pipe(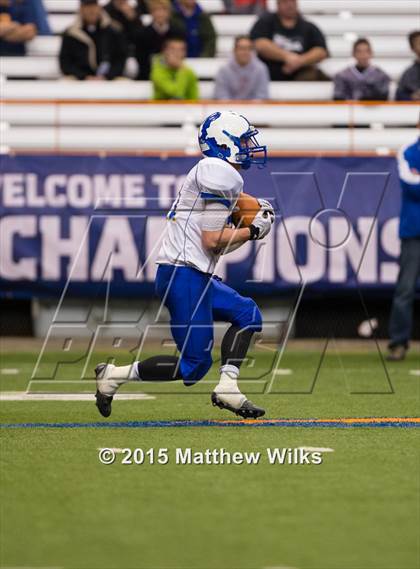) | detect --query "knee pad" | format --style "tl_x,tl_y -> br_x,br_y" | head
235,298 -> 263,332
180,355 -> 213,386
